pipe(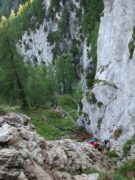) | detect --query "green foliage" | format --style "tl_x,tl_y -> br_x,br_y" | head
94,79 -> 118,89
55,54 -> 76,94
47,8 -> 68,46
116,160 -> 135,179
26,106 -> 77,140
0,18 -> 29,108
105,150 -> 119,158
83,164 -> 133,180
73,83 -> 82,104
128,27 -> 135,59
80,0 -> 104,88
70,159 -> 135,180
97,101 -> 103,108
47,31 -> 60,45
128,41 -> 135,59
97,118 -> 102,129
57,94 -> 77,109
85,91 -> 97,104
0,0 -> 46,108
113,128 -> 123,140
81,0 -> 103,35
85,22 -> 100,88
50,0 -> 59,9
58,8 -> 69,36
48,0 -> 60,16
25,65 -> 57,107
83,168 -> 112,180
123,134 -> 135,155
0,0 -> 45,31
0,104 -> 20,113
